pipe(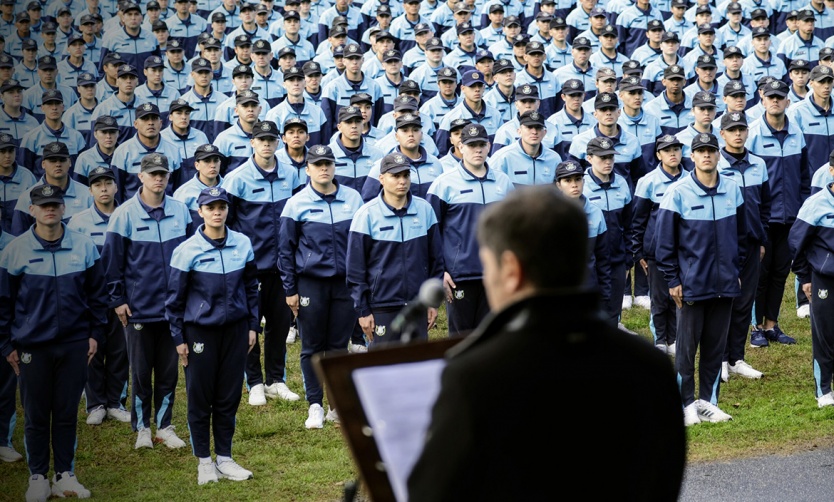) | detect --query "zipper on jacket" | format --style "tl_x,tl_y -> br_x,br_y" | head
710,193 -> 721,297
219,244 -> 227,325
